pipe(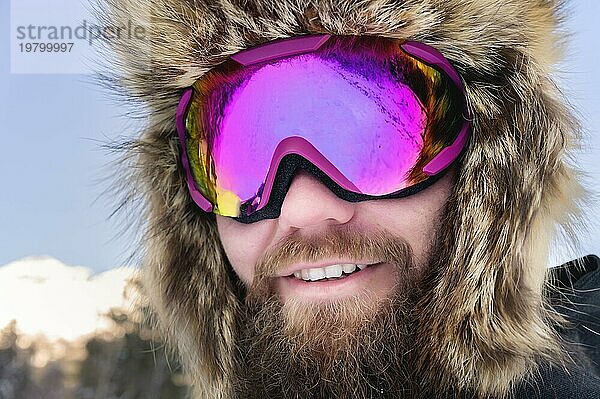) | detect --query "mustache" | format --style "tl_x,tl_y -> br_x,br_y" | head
249,223 -> 416,295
